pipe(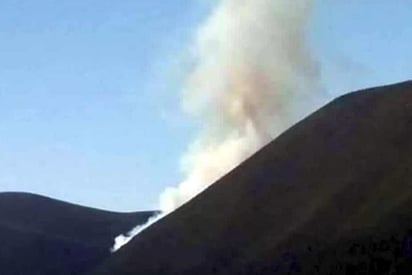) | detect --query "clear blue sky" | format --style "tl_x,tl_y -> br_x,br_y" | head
1,1 -> 411,211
